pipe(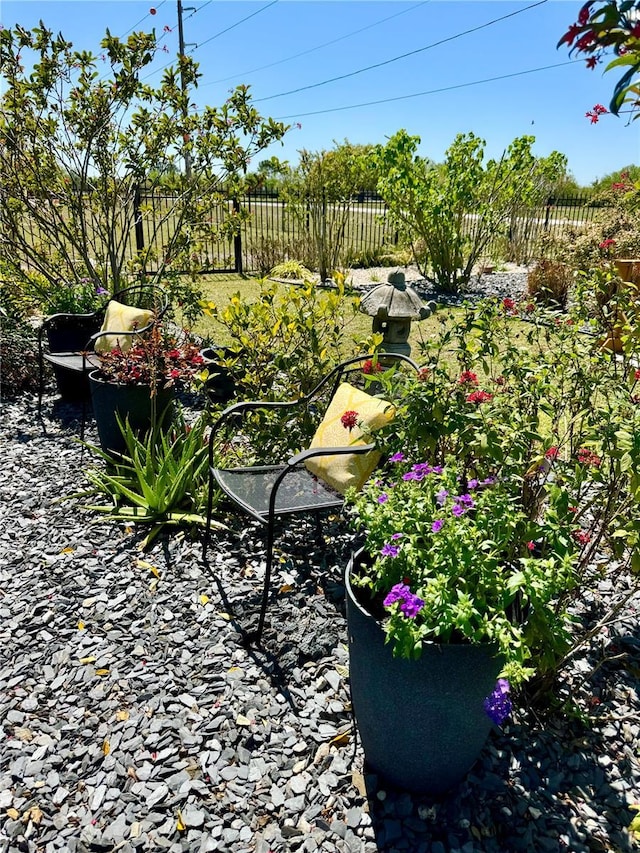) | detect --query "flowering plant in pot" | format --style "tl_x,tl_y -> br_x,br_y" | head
89,325 -> 205,456
341,297 -> 640,792
93,325 -> 205,389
